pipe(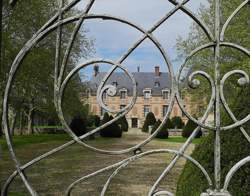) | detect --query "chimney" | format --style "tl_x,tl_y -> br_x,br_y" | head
155,66 -> 160,77
93,64 -> 99,77
137,66 -> 140,72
